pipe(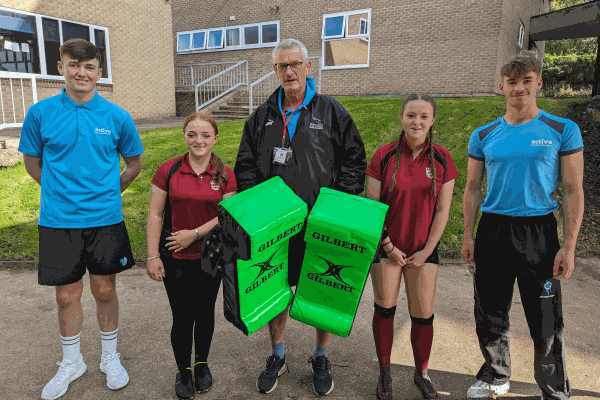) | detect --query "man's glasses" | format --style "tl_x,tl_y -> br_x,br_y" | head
274,61 -> 304,71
